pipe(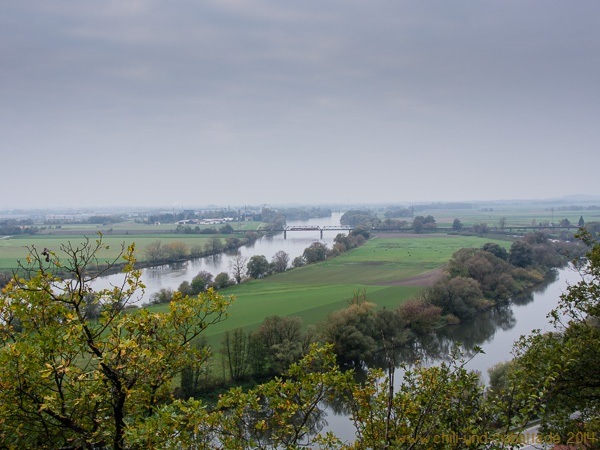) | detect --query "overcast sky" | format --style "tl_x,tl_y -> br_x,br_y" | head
2,1 -> 599,209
